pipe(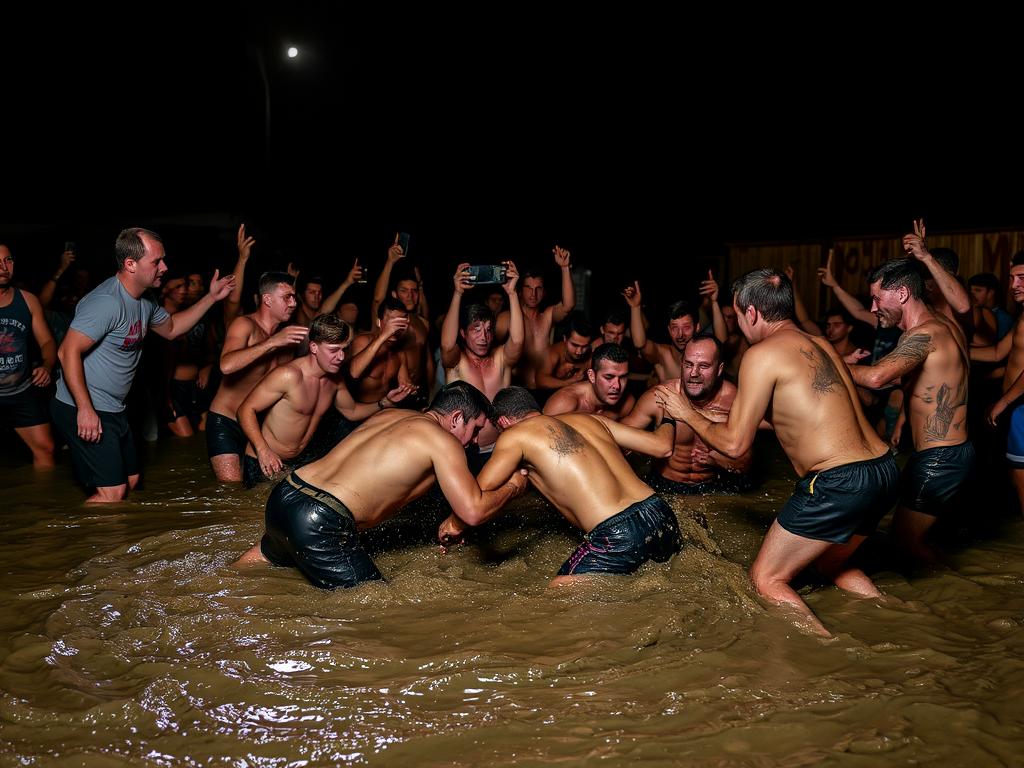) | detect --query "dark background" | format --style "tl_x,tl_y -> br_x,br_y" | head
3,5 -> 1020,316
